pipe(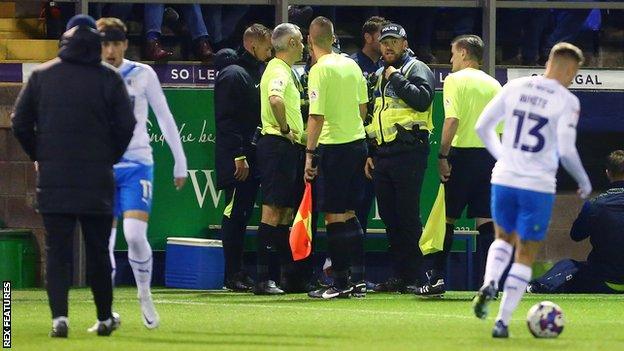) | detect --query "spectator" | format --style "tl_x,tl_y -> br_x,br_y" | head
528,150 -> 624,294
204,5 -> 250,50
144,4 -> 213,61
11,15 -> 135,337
